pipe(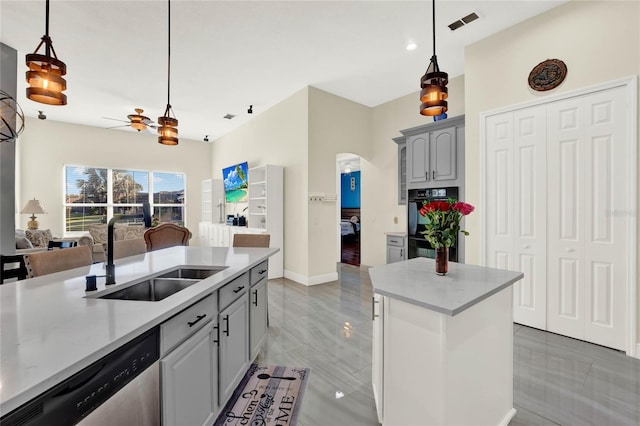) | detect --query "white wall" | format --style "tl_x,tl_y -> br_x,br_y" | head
16,119 -> 212,239
308,87 -> 371,278
364,76 -> 465,267
210,88 -> 310,279
464,0 -> 640,338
